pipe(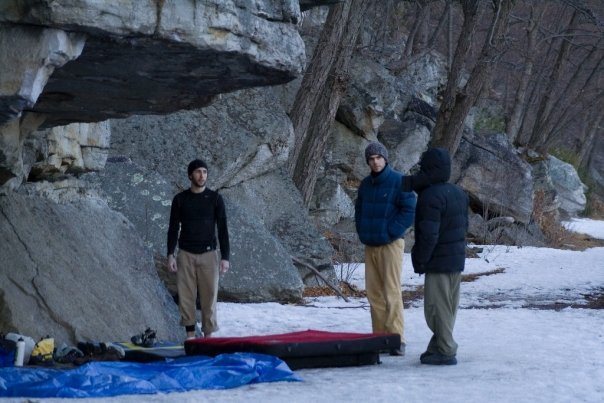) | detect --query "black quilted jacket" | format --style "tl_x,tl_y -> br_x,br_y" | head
408,148 -> 469,274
